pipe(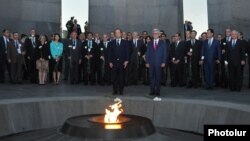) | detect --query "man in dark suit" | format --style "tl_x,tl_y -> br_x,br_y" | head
201,29 -> 221,89
160,33 -> 170,86
66,16 -> 74,38
98,34 -> 110,85
128,32 -> 143,85
108,28 -> 129,95
146,29 -> 167,96
7,32 -> 26,84
186,30 -> 202,88
73,19 -> 82,36
66,31 -> 82,84
25,29 -> 39,83
220,28 -> 231,88
0,29 -> 11,83
170,33 -> 186,87
78,33 -> 86,82
225,30 -> 246,91
82,32 -> 99,85
248,39 -> 250,88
